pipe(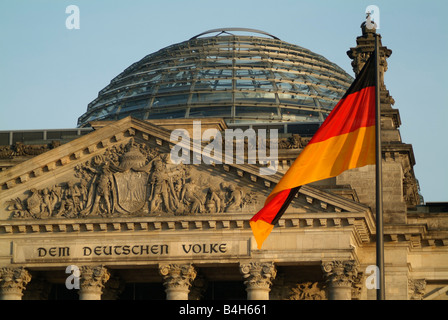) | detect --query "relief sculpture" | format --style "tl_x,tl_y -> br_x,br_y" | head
6,139 -> 259,219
